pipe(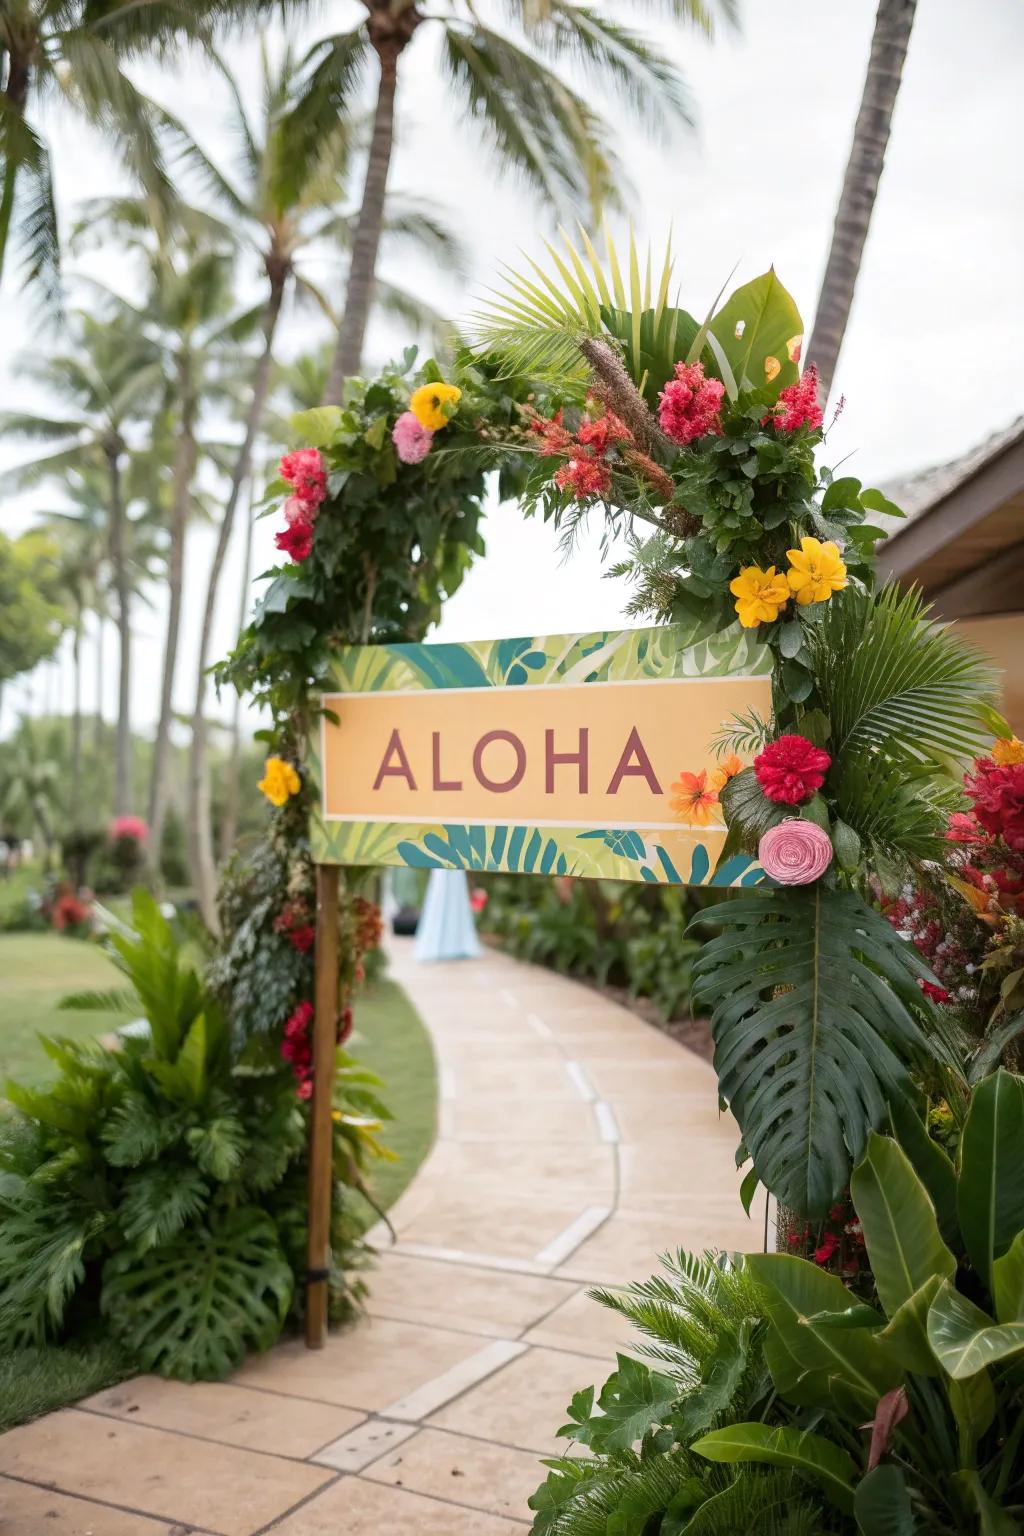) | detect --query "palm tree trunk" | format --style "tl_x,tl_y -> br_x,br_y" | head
805,0 -> 917,400
148,359 -> 196,880
94,612 -> 105,753
218,478 -> 255,861
71,608 -> 83,828
105,435 -> 132,816
325,9 -> 419,400
0,53 -> 30,286
188,275 -> 286,931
